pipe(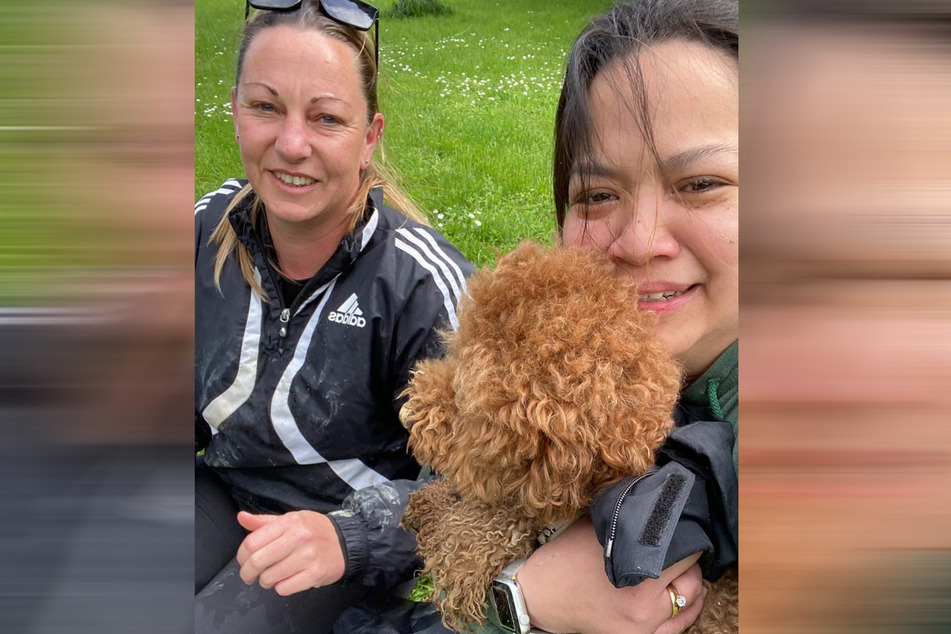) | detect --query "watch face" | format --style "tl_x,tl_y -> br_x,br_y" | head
491,582 -> 518,632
